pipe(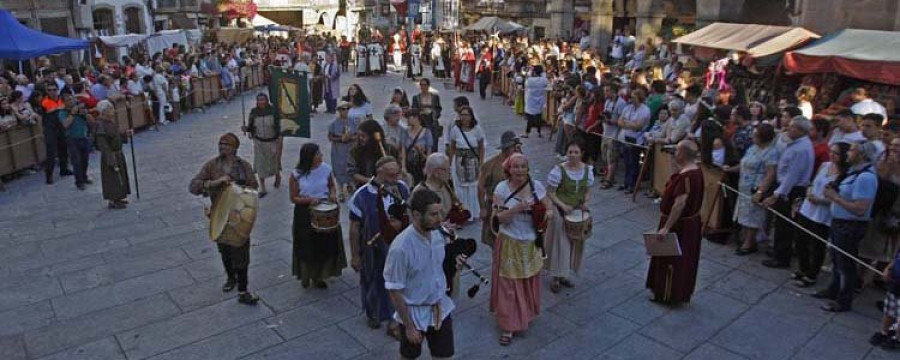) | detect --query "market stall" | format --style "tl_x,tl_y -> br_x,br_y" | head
784,29 -> 900,117
673,22 -> 820,105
